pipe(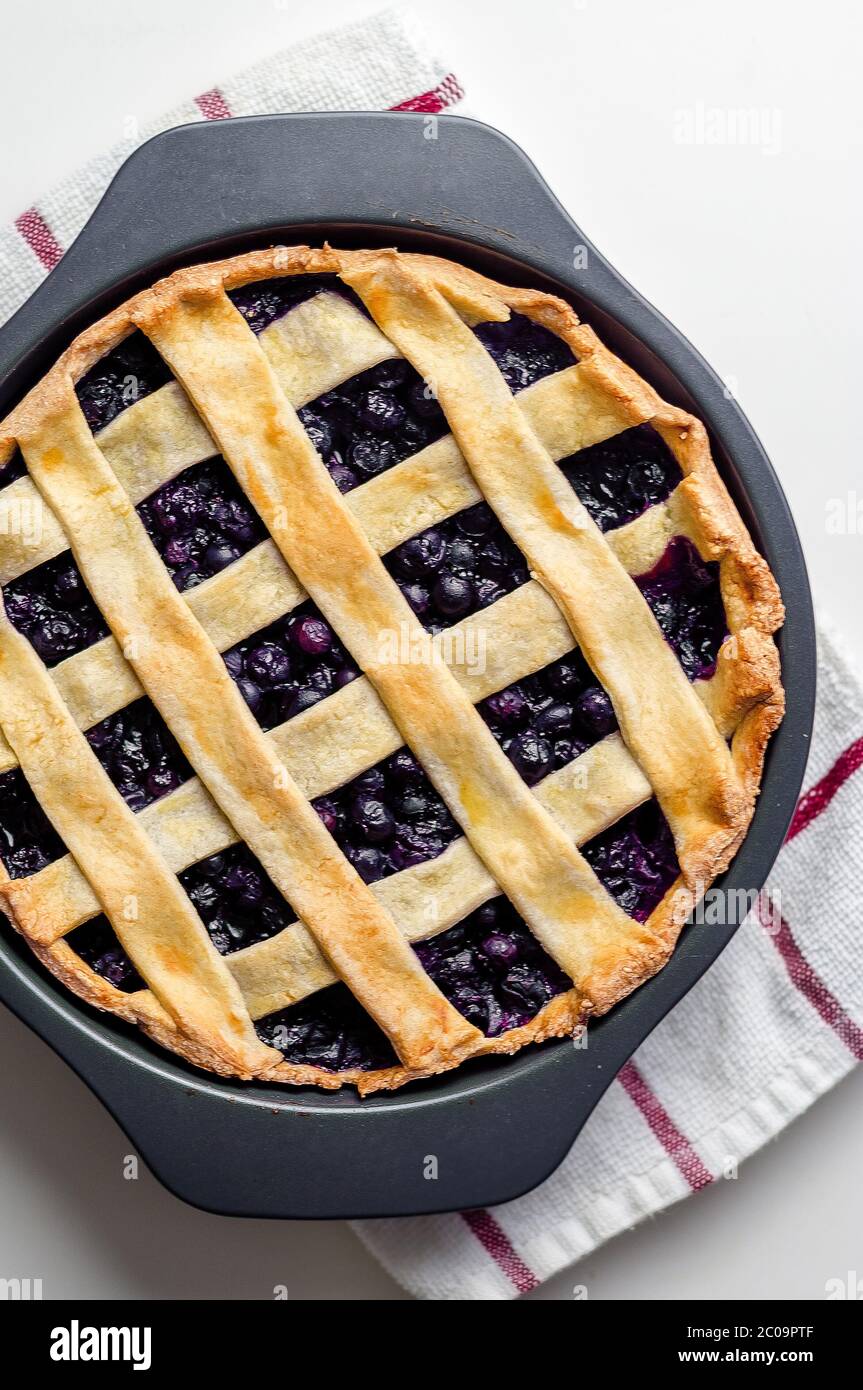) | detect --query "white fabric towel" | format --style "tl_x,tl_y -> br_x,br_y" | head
2,7 -> 860,1303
